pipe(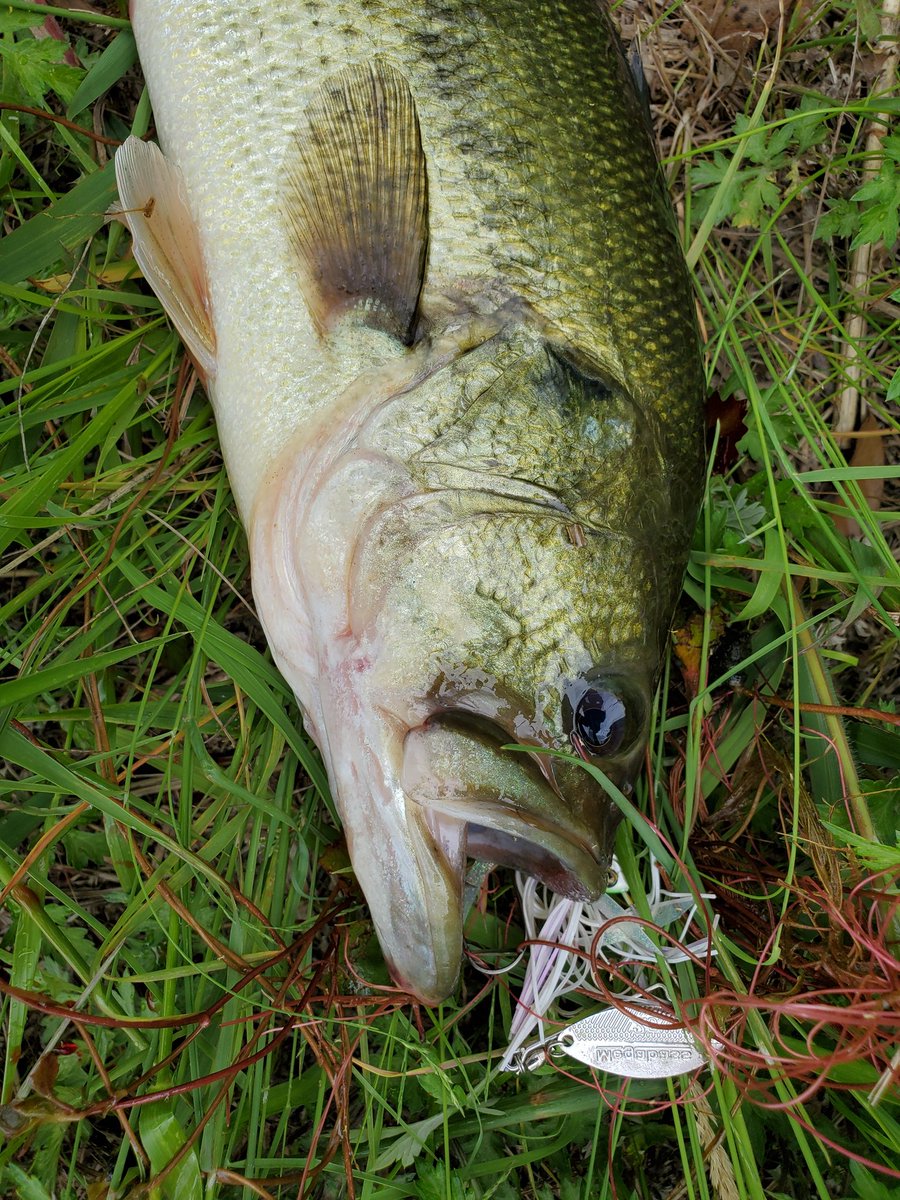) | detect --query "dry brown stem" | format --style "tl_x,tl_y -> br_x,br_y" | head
834,0 -> 900,445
